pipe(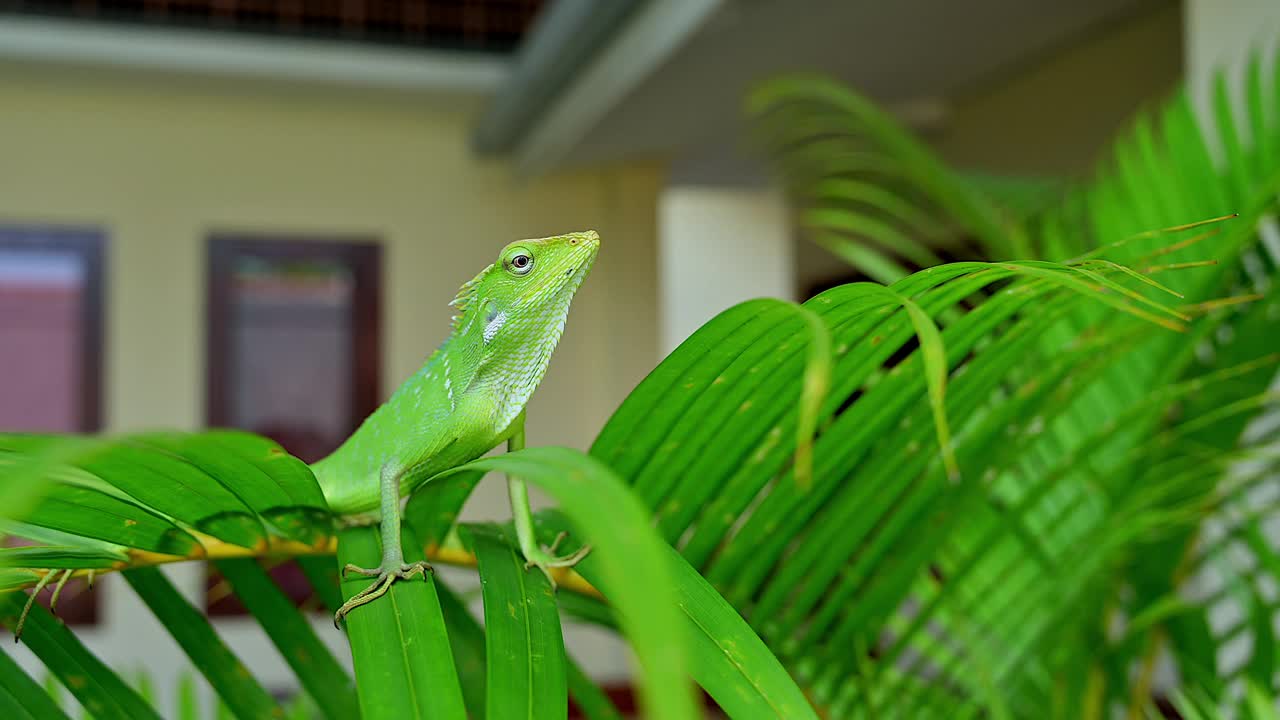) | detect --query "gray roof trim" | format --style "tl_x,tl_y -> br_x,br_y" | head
470,0 -> 648,155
